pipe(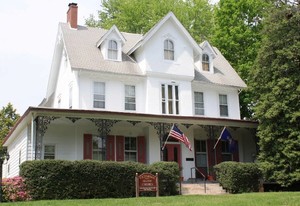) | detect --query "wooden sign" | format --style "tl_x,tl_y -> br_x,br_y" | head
135,173 -> 159,197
